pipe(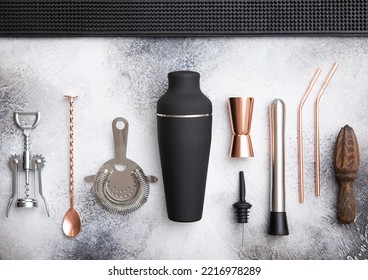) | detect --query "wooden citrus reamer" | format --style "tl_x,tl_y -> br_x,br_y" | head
333,125 -> 360,224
